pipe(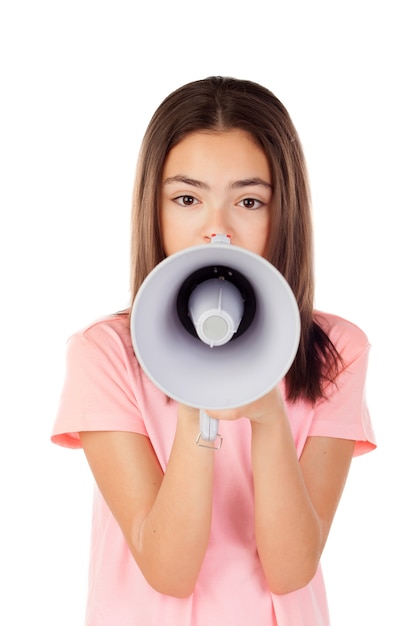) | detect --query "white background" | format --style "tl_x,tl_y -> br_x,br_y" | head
1,1 -> 415,624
